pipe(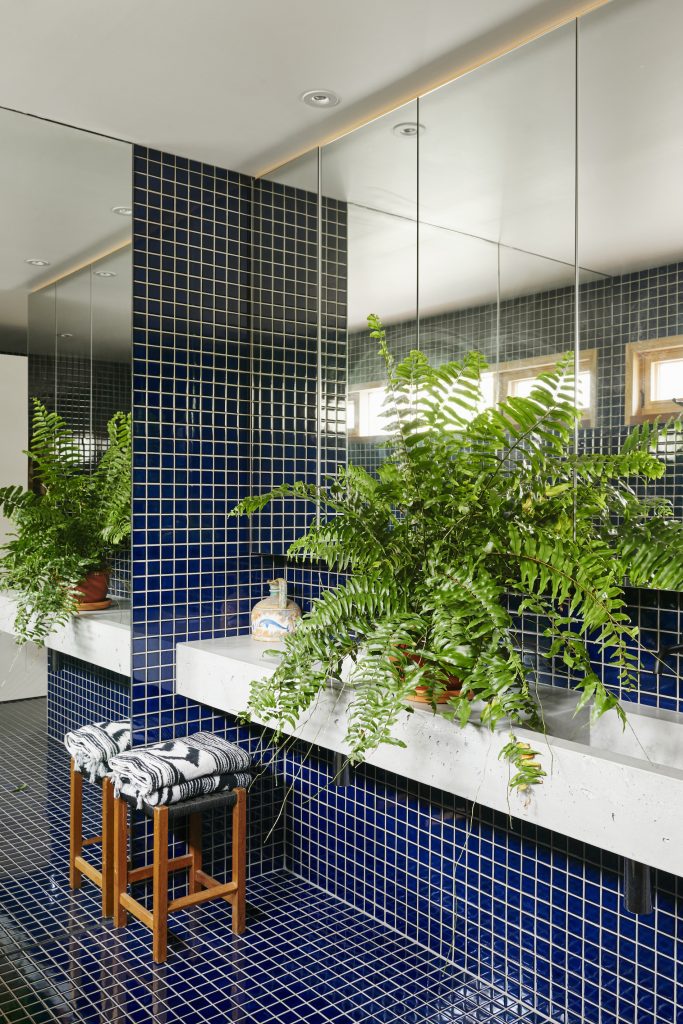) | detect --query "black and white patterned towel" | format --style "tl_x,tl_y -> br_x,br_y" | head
109,732 -> 252,808
116,770 -> 252,809
64,721 -> 131,783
